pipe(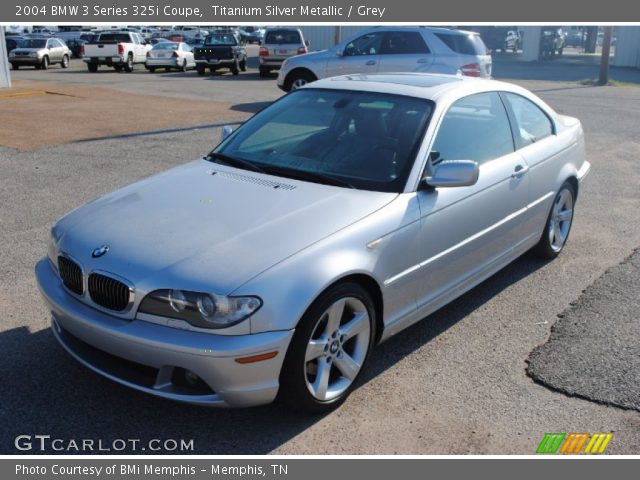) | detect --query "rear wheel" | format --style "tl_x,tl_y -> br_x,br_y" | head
61,55 -> 69,68
147,66 -> 155,73
196,65 -> 206,75
532,182 -> 576,259
259,66 -> 270,78
123,54 -> 134,72
230,59 -> 239,75
181,59 -> 188,72
239,58 -> 247,72
114,64 -> 123,72
87,62 -> 98,73
278,282 -> 376,413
